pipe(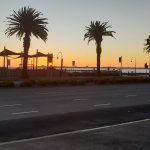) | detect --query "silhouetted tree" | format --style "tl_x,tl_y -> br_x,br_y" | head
84,21 -> 115,72
5,7 -> 48,78
144,35 -> 150,53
